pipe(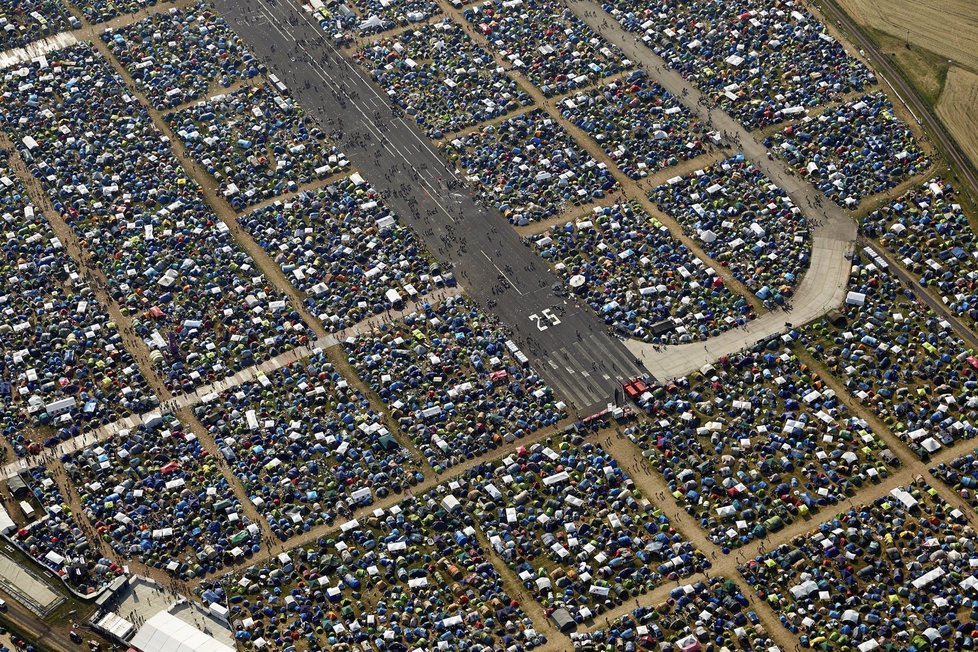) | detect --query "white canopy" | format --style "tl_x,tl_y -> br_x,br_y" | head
130,611 -> 234,652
